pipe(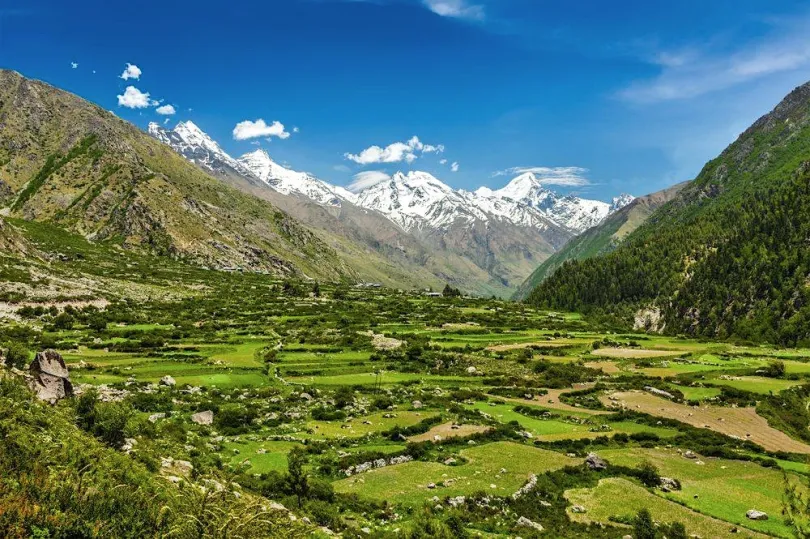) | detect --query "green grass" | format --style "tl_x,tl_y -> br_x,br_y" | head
705,376 -> 805,394
224,440 -> 301,474
599,447 -> 796,537
565,478 -> 765,539
334,441 -> 579,505
306,411 -> 438,439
